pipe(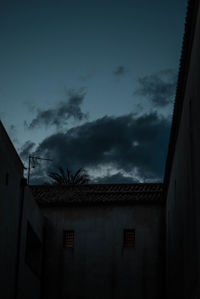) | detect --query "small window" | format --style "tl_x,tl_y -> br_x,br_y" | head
64,230 -> 74,248
124,229 -> 135,248
25,223 -> 42,277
